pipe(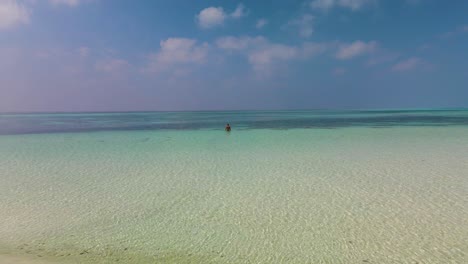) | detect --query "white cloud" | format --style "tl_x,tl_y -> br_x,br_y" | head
256,18 -> 268,29
196,4 -> 248,29
0,0 -> 30,30
49,0 -> 80,7
248,44 -> 298,72
196,7 -> 226,29
392,57 -> 421,71
217,36 -> 327,74
231,3 -> 247,19
287,14 -> 314,38
145,38 -> 209,73
335,40 -> 377,60
95,59 -> 129,73
310,0 -> 376,11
